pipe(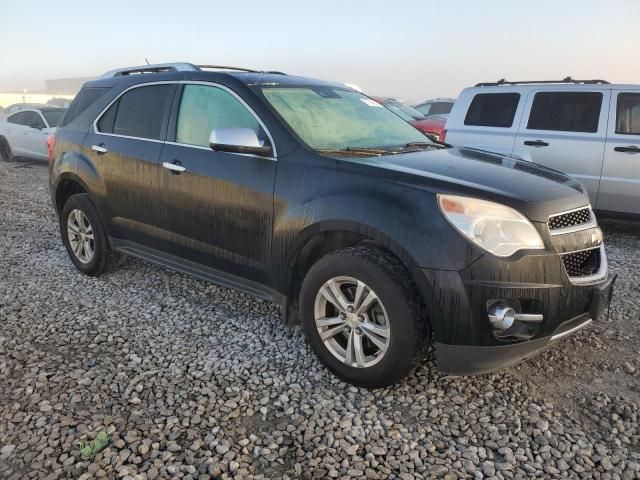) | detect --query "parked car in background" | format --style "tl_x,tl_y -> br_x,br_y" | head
47,98 -> 74,108
373,97 -> 444,139
0,107 -> 66,161
414,98 -> 456,117
445,78 -> 640,216
49,63 -> 614,387
0,103 -> 47,121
